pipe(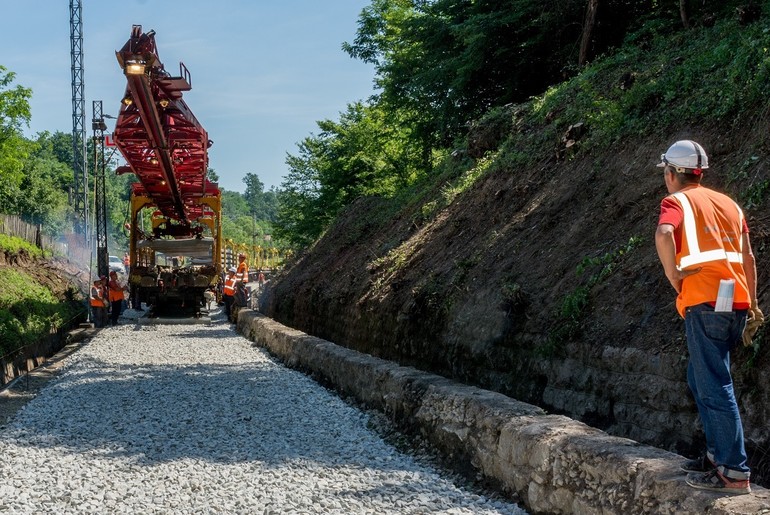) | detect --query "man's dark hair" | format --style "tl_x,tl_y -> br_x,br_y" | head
677,172 -> 702,185
668,166 -> 702,185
